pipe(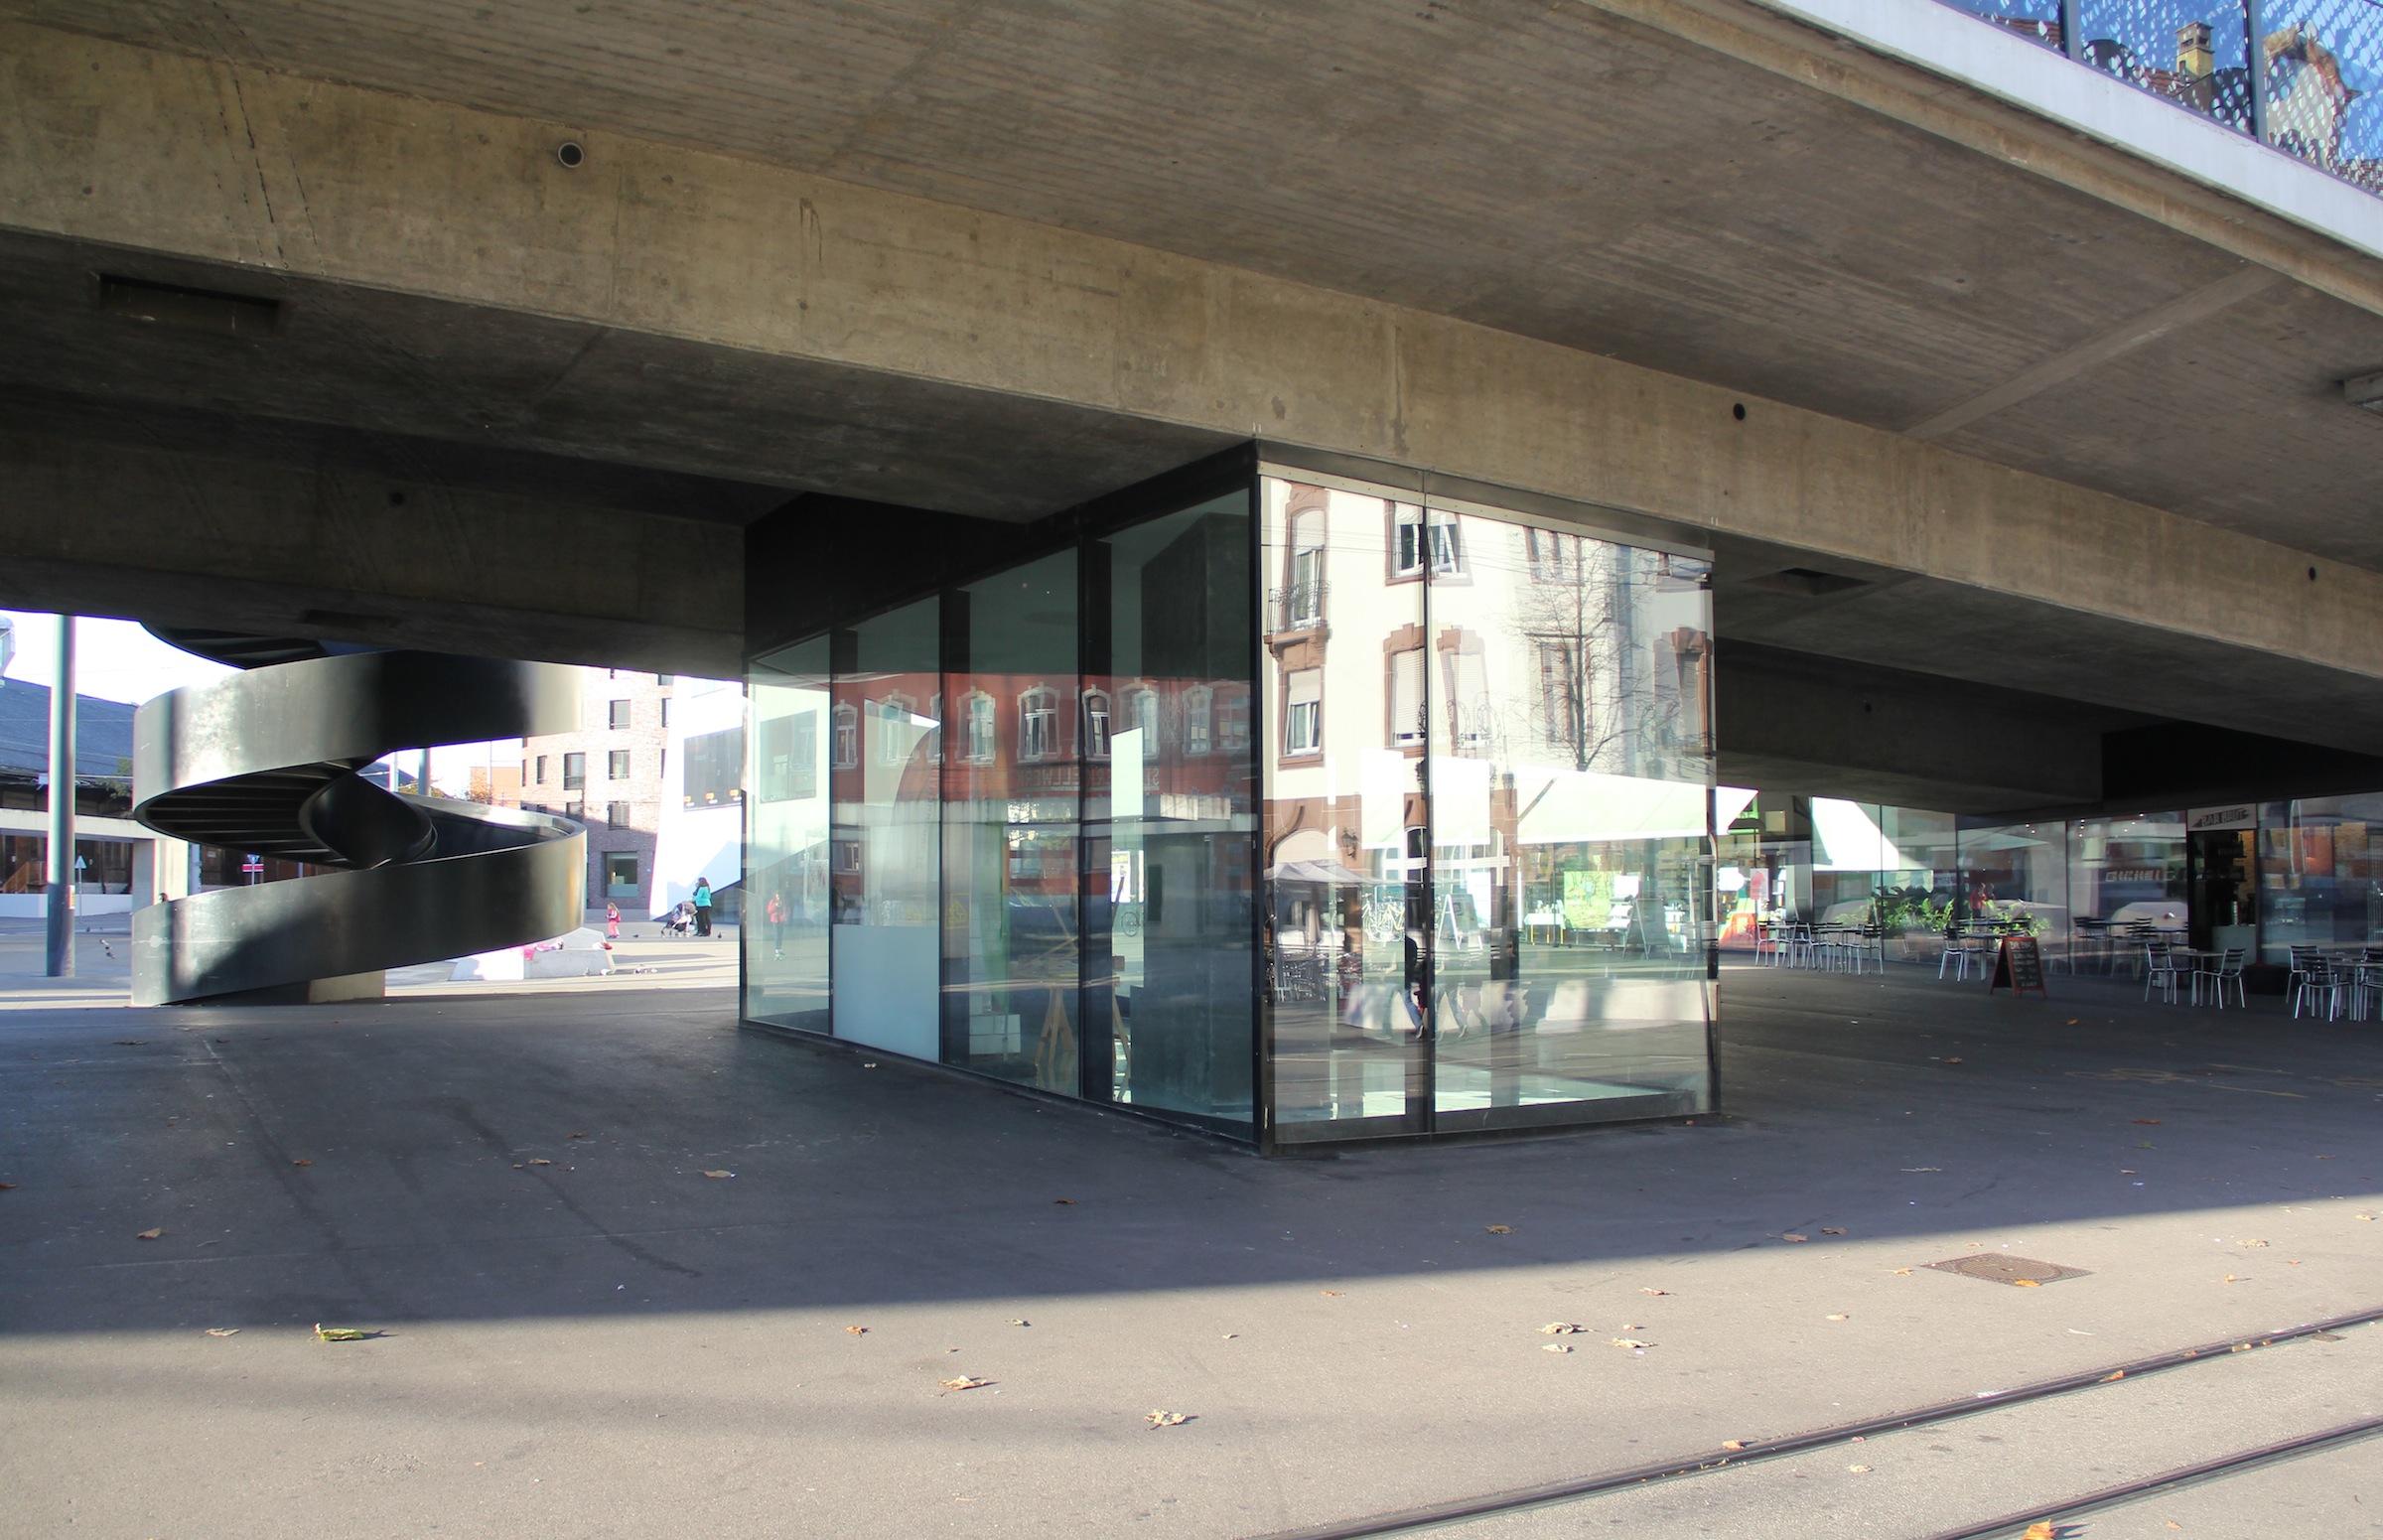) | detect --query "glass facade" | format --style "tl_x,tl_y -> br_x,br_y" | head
743,460 -> 1720,1146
